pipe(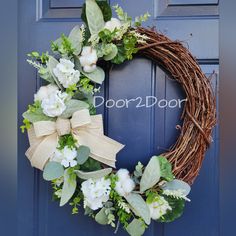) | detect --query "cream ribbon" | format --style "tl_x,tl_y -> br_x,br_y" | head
25,109 -> 124,170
